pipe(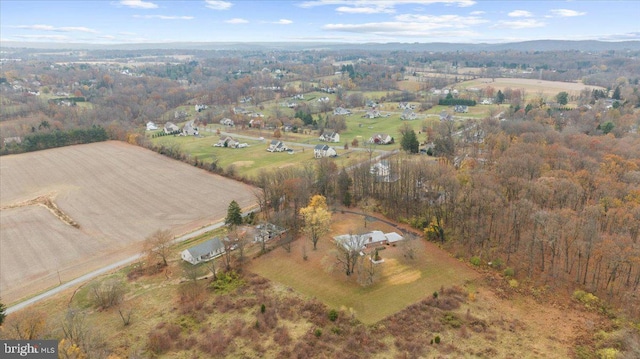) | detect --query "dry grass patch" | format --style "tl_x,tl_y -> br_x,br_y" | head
248,213 -> 479,324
